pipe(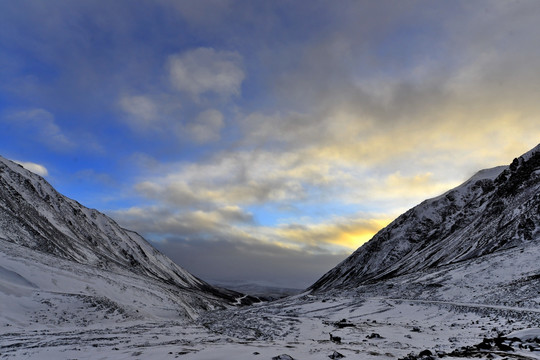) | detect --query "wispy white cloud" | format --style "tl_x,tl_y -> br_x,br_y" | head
185,109 -> 225,143
131,149 -> 339,209
119,95 -> 159,128
2,108 -> 74,151
168,47 -> 244,99
111,205 -> 254,237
